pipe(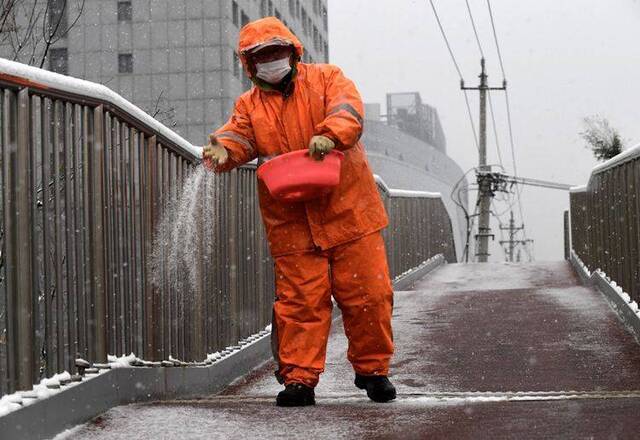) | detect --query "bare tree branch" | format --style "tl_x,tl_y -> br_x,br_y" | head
1,0 -> 84,68
39,0 -> 85,68
147,90 -> 177,127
